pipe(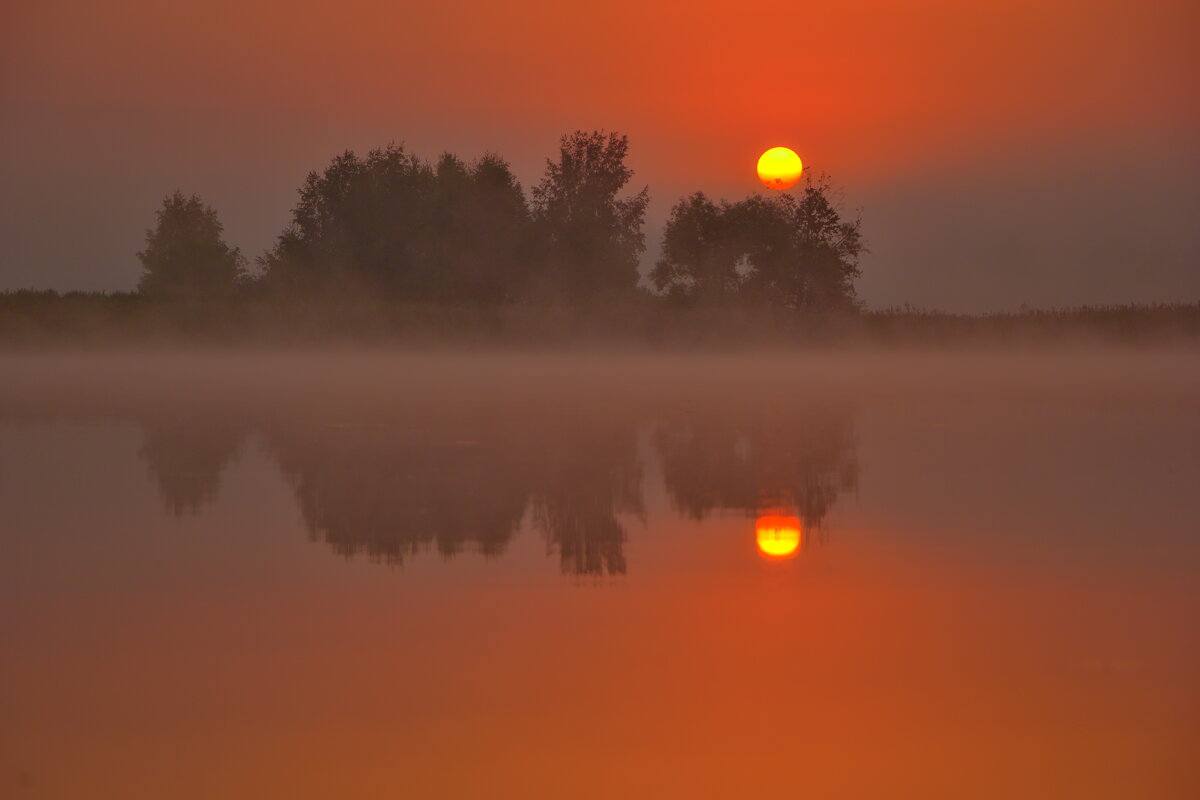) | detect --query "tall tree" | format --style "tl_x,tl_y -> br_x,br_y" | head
137,192 -> 245,298
531,131 -> 649,298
